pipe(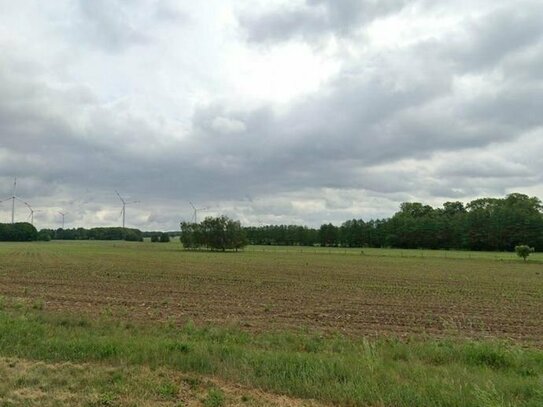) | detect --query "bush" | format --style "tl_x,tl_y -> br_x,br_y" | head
159,233 -> 170,243
151,235 -> 159,243
515,245 -> 535,261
